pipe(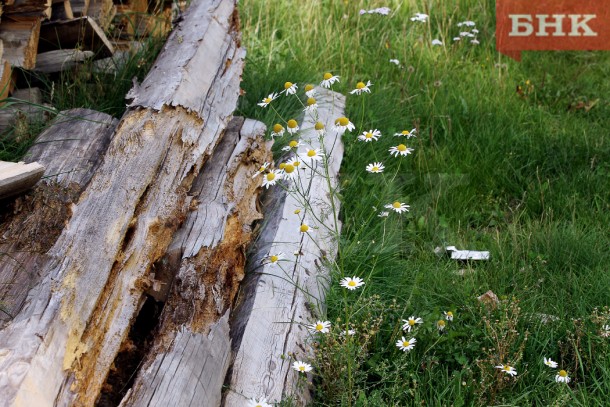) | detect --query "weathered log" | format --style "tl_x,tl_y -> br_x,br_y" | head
0,0 -> 244,405
0,88 -> 53,134
0,108 -> 117,326
34,49 -> 93,72
225,87 -> 345,406
38,16 -> 113,59
117,117 -> 270,407
0,160 -> 44,199
0,17 -> 41,69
